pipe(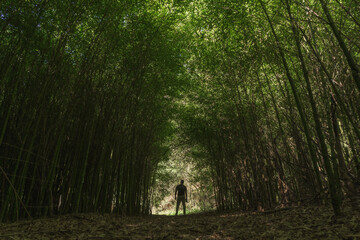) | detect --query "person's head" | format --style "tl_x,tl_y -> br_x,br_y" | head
180,180 -> 184,184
